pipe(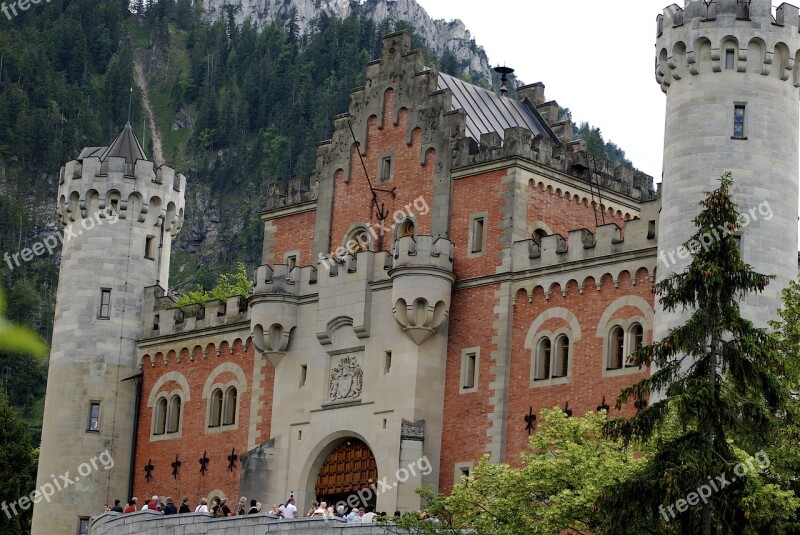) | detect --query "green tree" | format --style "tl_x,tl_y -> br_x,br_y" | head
387,409 -> 642,535
602,173 -> 800,534
174,261 -> 253,307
